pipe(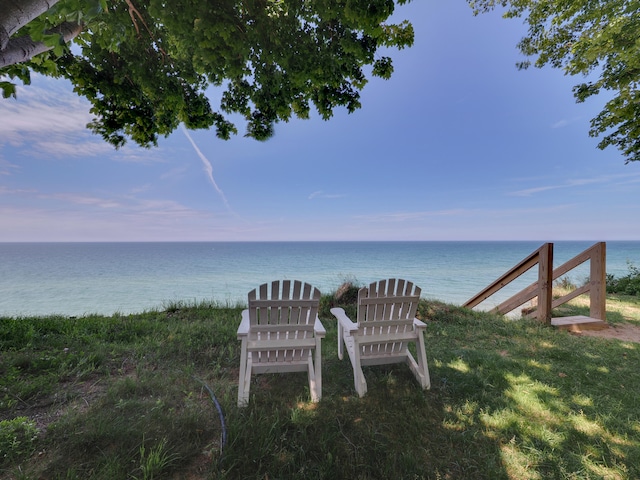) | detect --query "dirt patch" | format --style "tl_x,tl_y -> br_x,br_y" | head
573,323 -> 640,343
